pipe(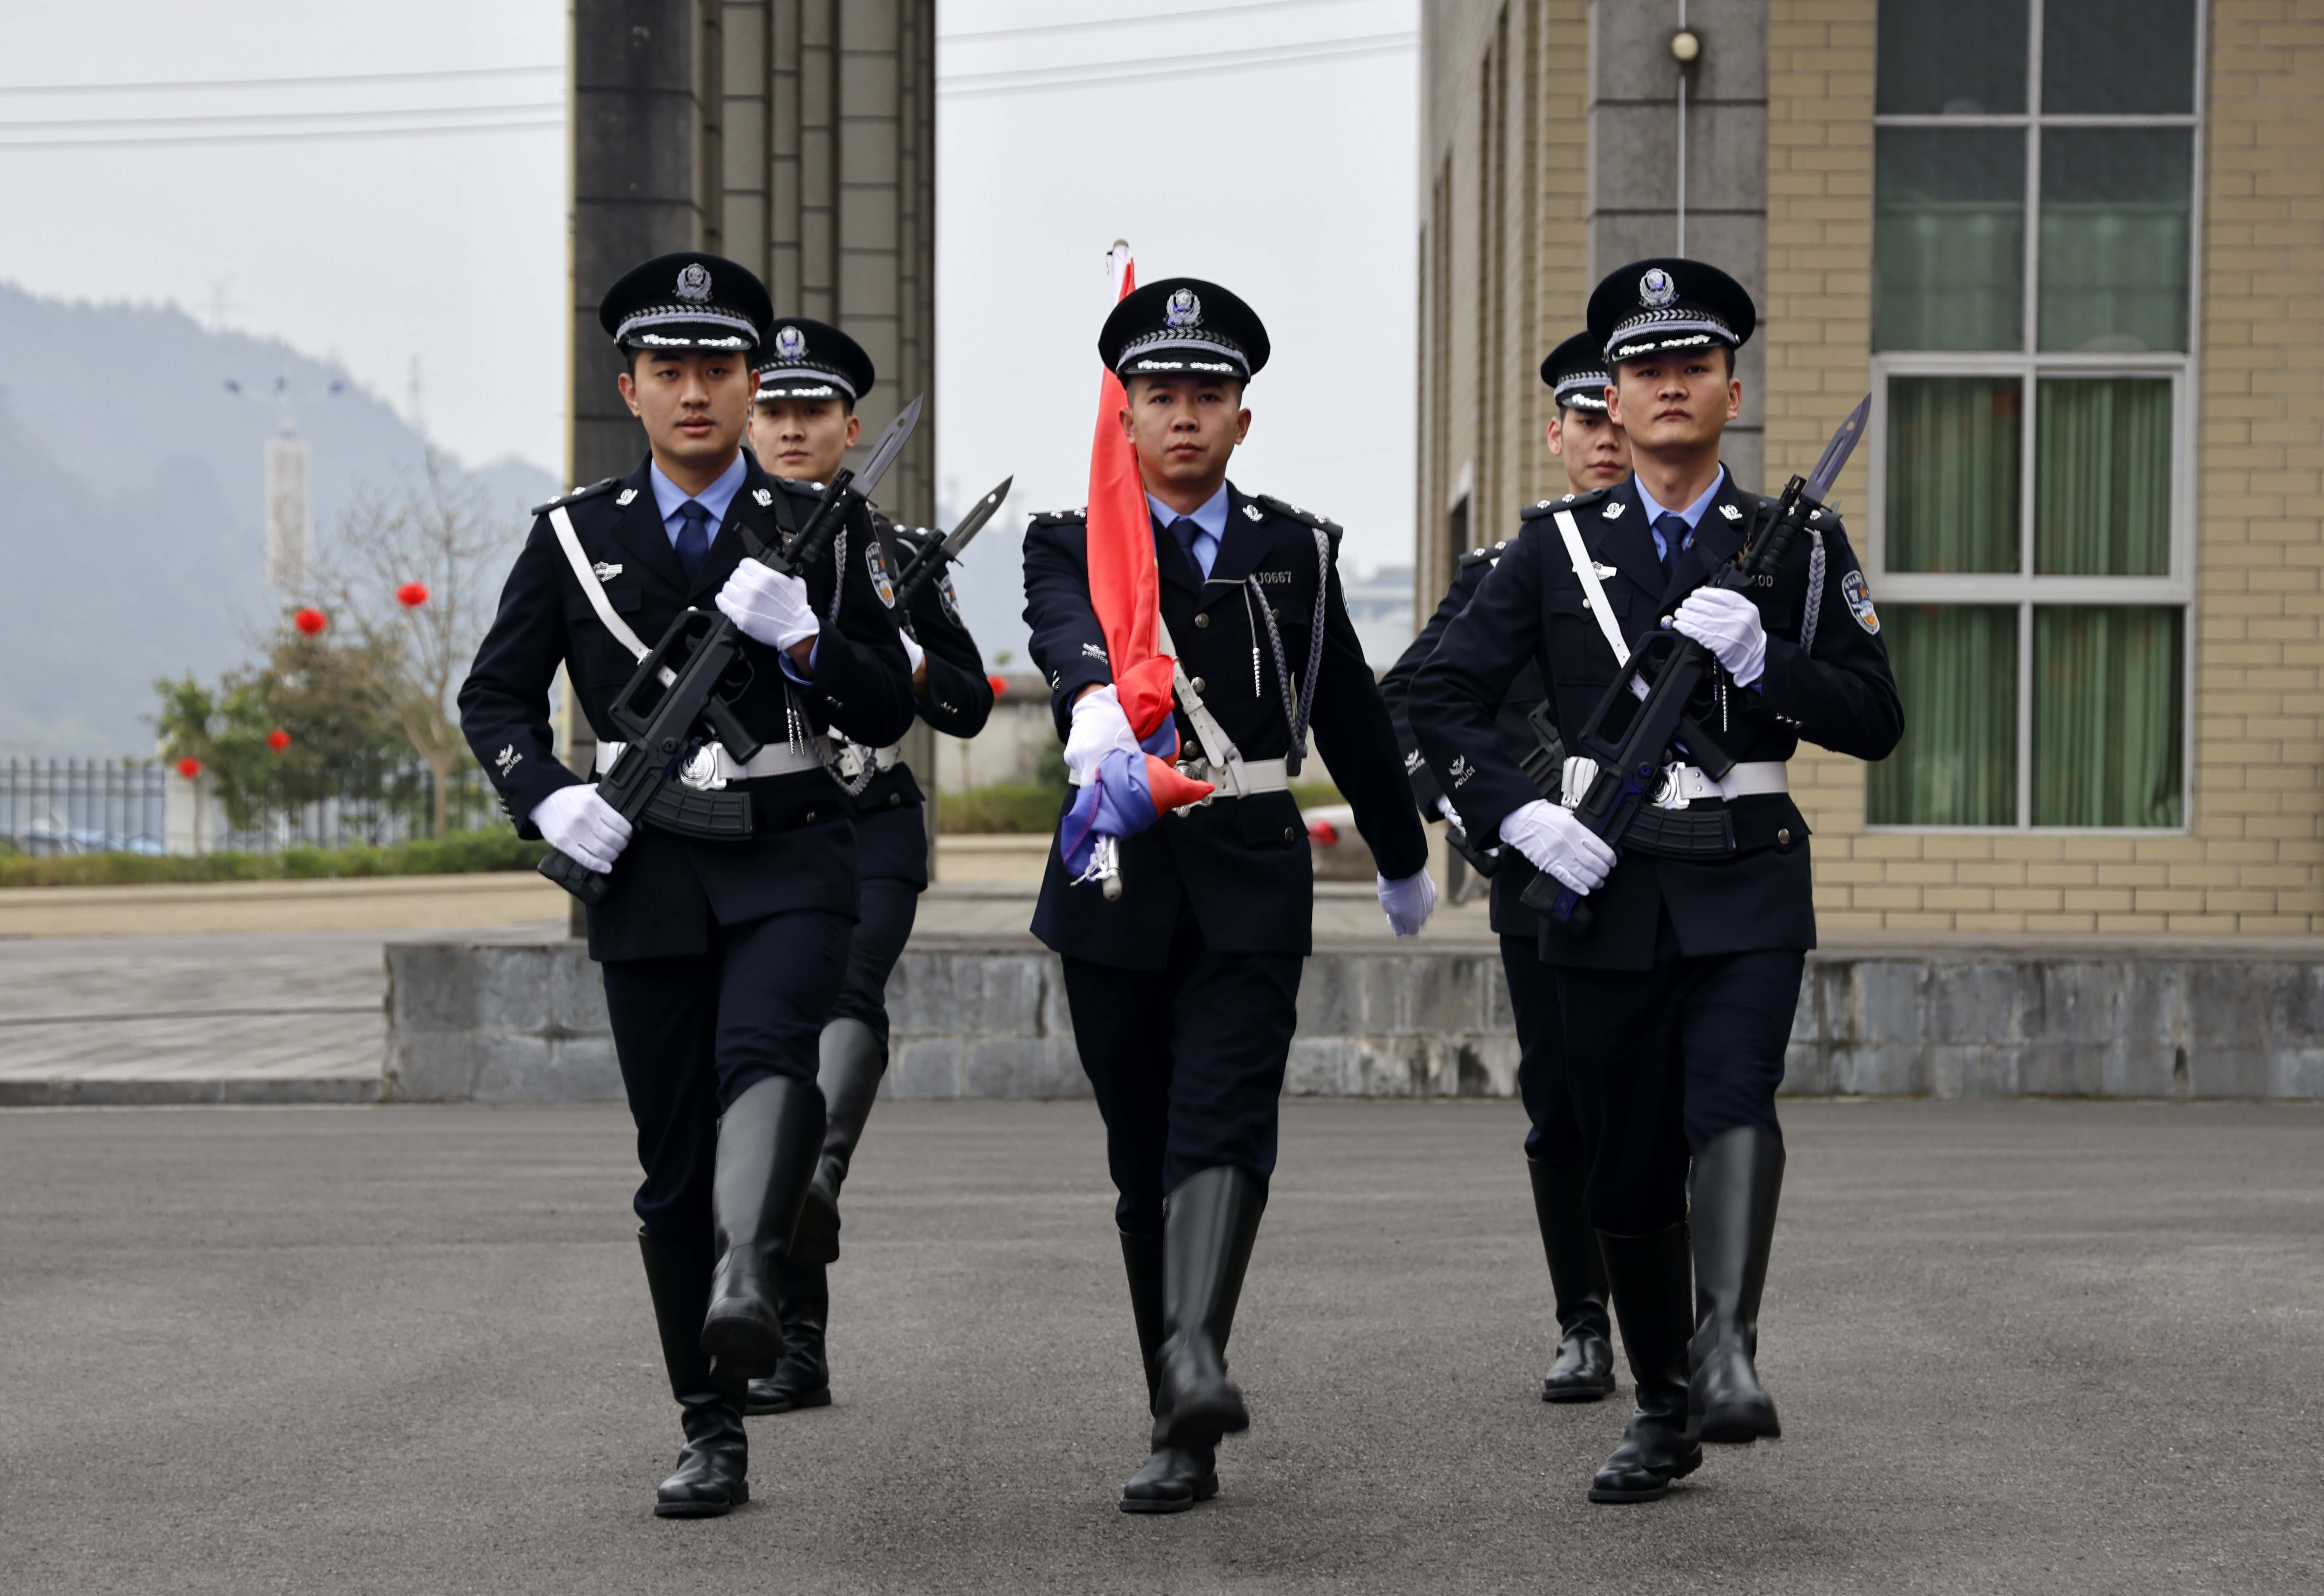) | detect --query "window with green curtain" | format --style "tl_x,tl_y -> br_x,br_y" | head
2035,379 -> 2172,575
2033,607 -> 2183,826
1869,605 -> 2018,826
2038,129 -> 2194,353
1886,377 -> 2021,573
1873,128 -> 2025,352
1875,0 -> 2027,115
2042,0 -> 2197,114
